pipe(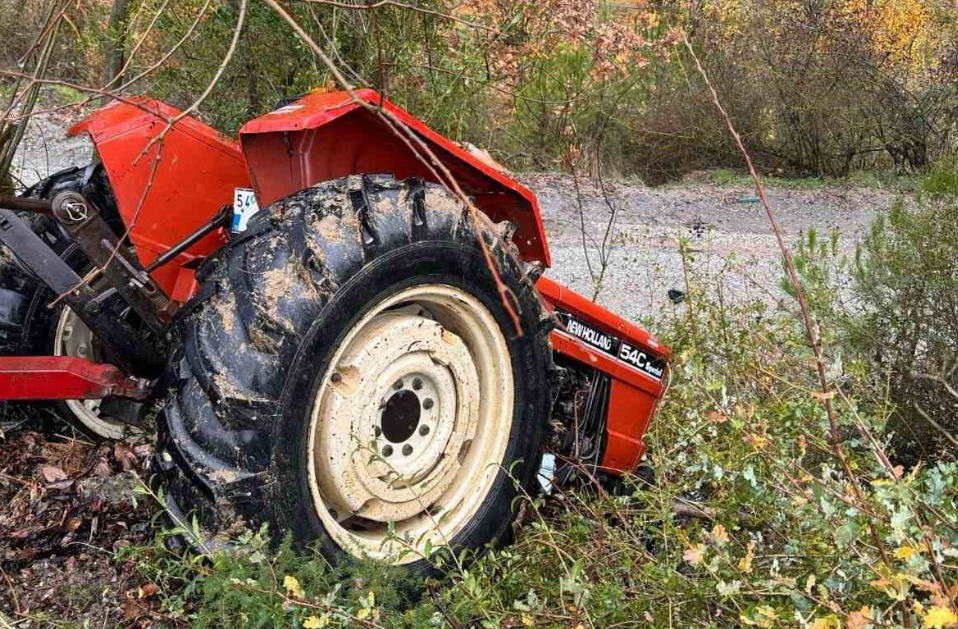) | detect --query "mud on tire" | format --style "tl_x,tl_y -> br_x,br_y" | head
157,174 -> 552,571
